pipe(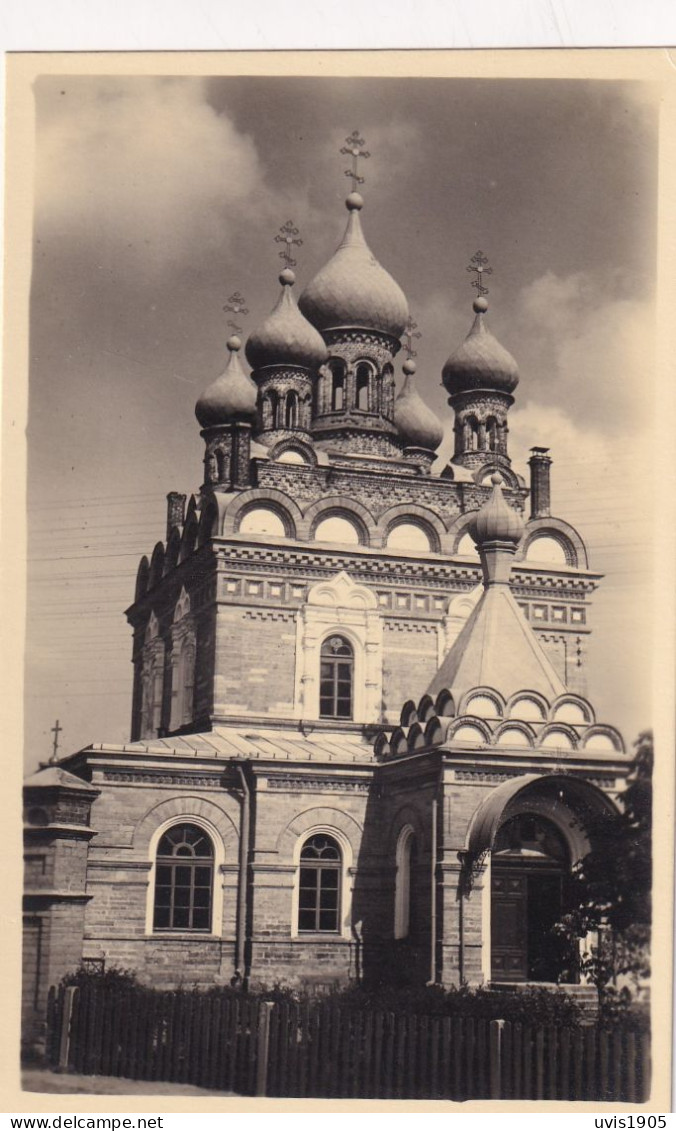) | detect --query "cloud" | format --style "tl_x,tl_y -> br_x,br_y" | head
513,270 -> 654,433
34,77 -> 268,277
